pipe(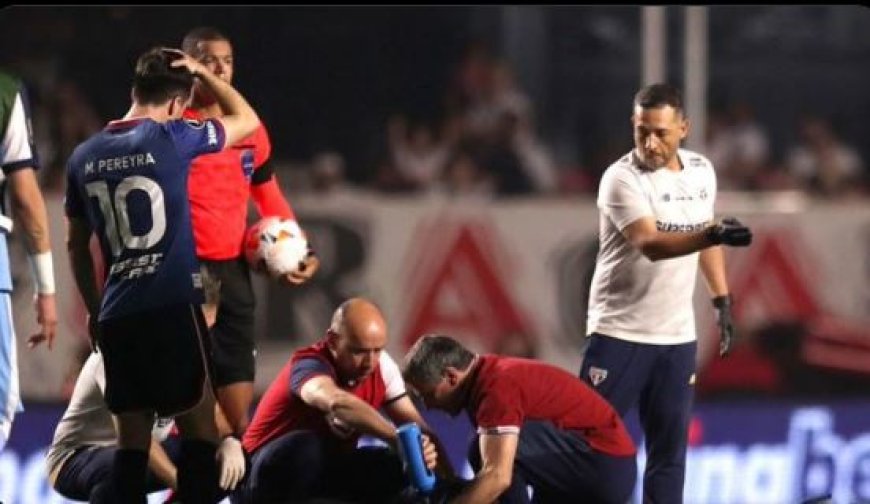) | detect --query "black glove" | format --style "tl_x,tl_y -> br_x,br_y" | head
705,217 -> 752,246
712,295 -> 735,357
